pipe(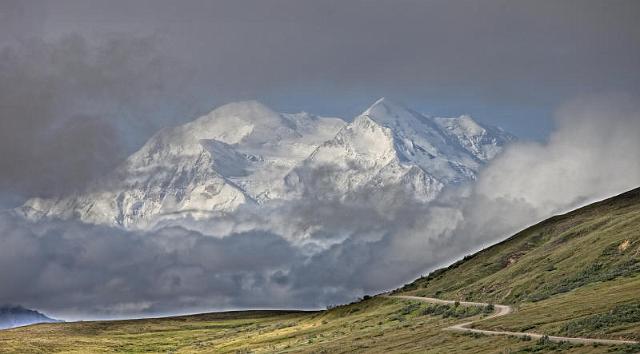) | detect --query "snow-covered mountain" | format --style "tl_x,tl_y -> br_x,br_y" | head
21,101 -> 345,228
19,98 -> 513,229
285,98 -> 513,201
